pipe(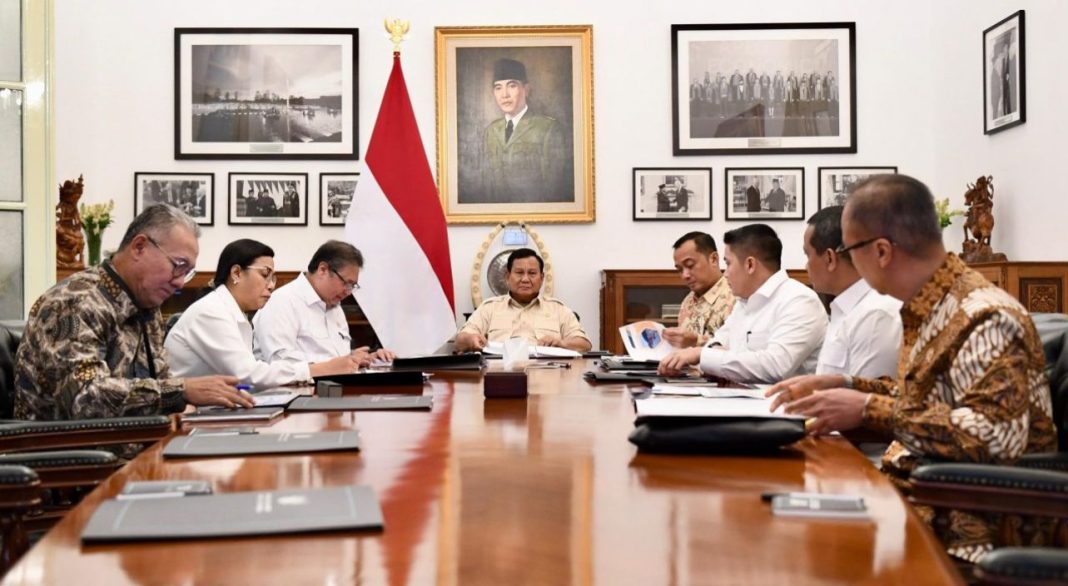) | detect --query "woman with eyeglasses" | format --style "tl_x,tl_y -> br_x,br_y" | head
165,239 -> 365,389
